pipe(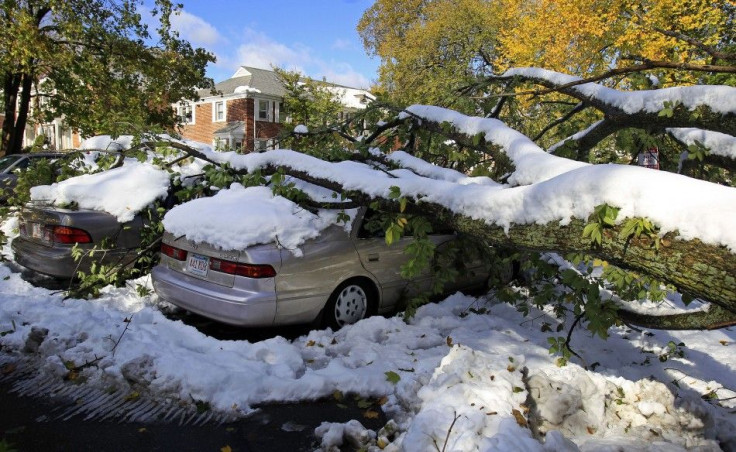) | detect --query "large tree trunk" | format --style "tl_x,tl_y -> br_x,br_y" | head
1,72 -> 21,156
1,71 -> 33,156
443,212 -> 736,323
